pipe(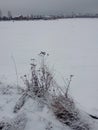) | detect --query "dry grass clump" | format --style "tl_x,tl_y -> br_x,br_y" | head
13,52 -> 90,130
51,95 -> 79,124
51,95 -> 90,130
